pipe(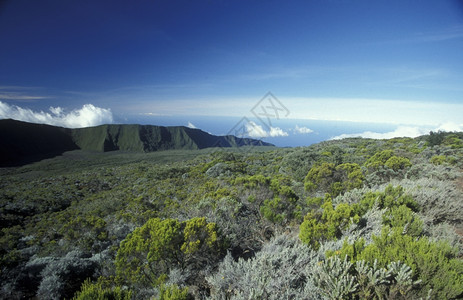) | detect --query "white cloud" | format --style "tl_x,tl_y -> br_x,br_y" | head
435,122 -> 463,132
269,126 -> 289,137
294,125 -> 314,134
0,101 -> 113,128
245,121 -> 268,138
187,121 -> 197,129
49,106 -> 63,115
245,121 -> 288,138
331,123 -> 463,140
